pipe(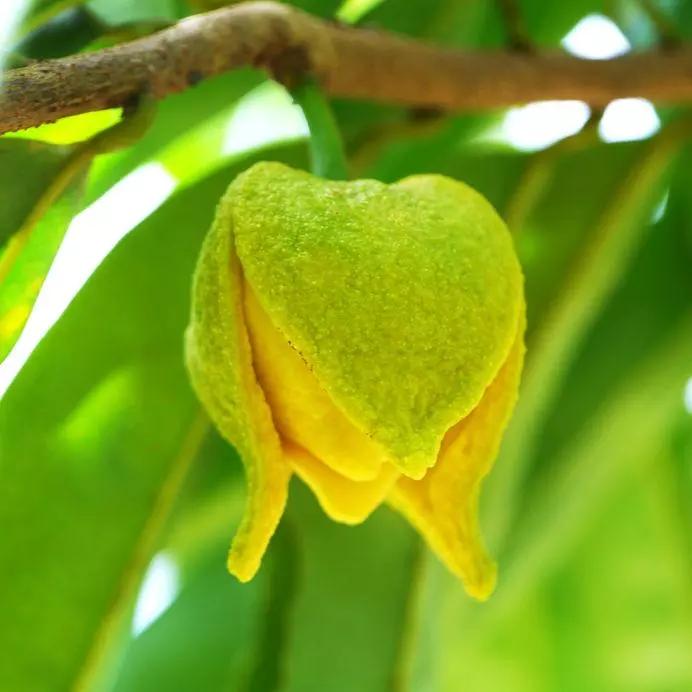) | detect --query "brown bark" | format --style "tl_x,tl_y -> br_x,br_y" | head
2,1 -> 692,135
